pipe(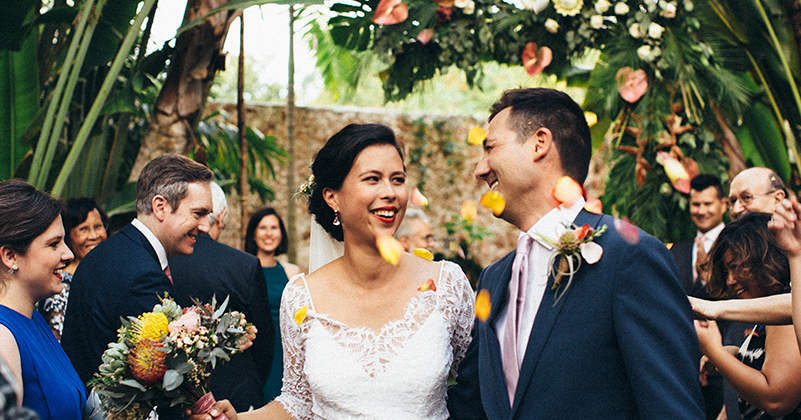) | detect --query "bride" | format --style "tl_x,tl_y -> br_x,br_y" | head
192,123 -> 475,420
